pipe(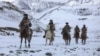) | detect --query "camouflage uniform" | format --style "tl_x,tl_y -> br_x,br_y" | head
82,26 -> 87,33
49,20 -> 55,41
61,23 -> 71,34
